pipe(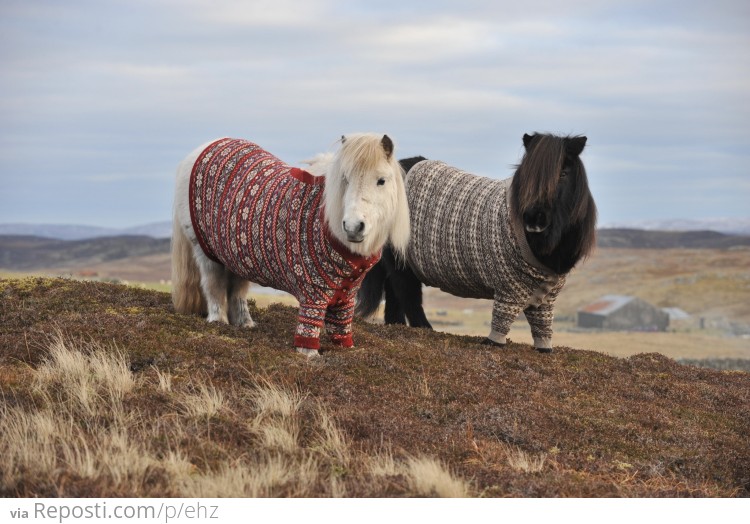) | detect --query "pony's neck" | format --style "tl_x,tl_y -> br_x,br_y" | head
526,226 -> 586,275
